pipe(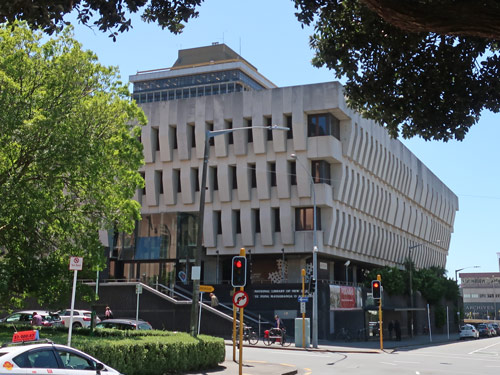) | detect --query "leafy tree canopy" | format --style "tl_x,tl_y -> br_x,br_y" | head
295,0 -> 500,141
0,23 -> 146,308
2,1 -> 500,140
365,266 -> 405,296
